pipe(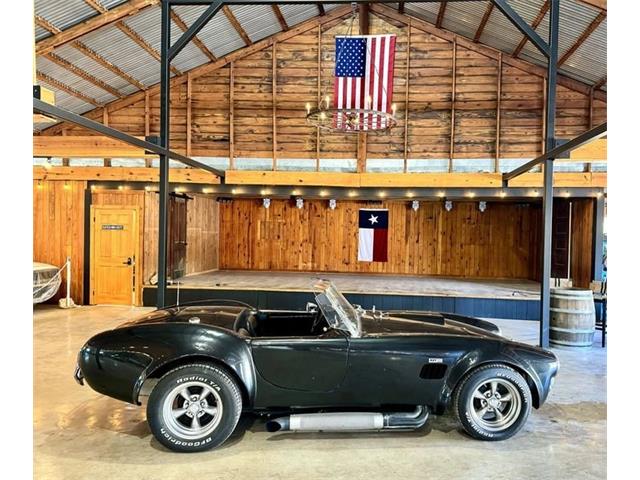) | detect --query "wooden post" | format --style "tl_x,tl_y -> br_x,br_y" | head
103,109 -> 110,167
403,23 -> 411,172
587,86 -> 594,172
495,52 -> 502,172
316,26 -> 321,171
186,73 -> 192,157
229,61 -> 235,170
61,129 -> 70,166
357,3 -> 370,173
541,77 -> 547,155
272,43 -> 277,171
144,90 -> 152,167
449,39 -> 457,172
